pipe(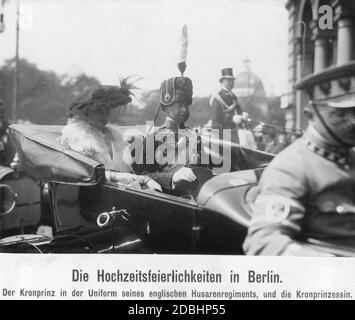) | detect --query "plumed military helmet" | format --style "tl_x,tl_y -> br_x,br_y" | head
67,80 -> 133,117
160,77 -> 193,107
